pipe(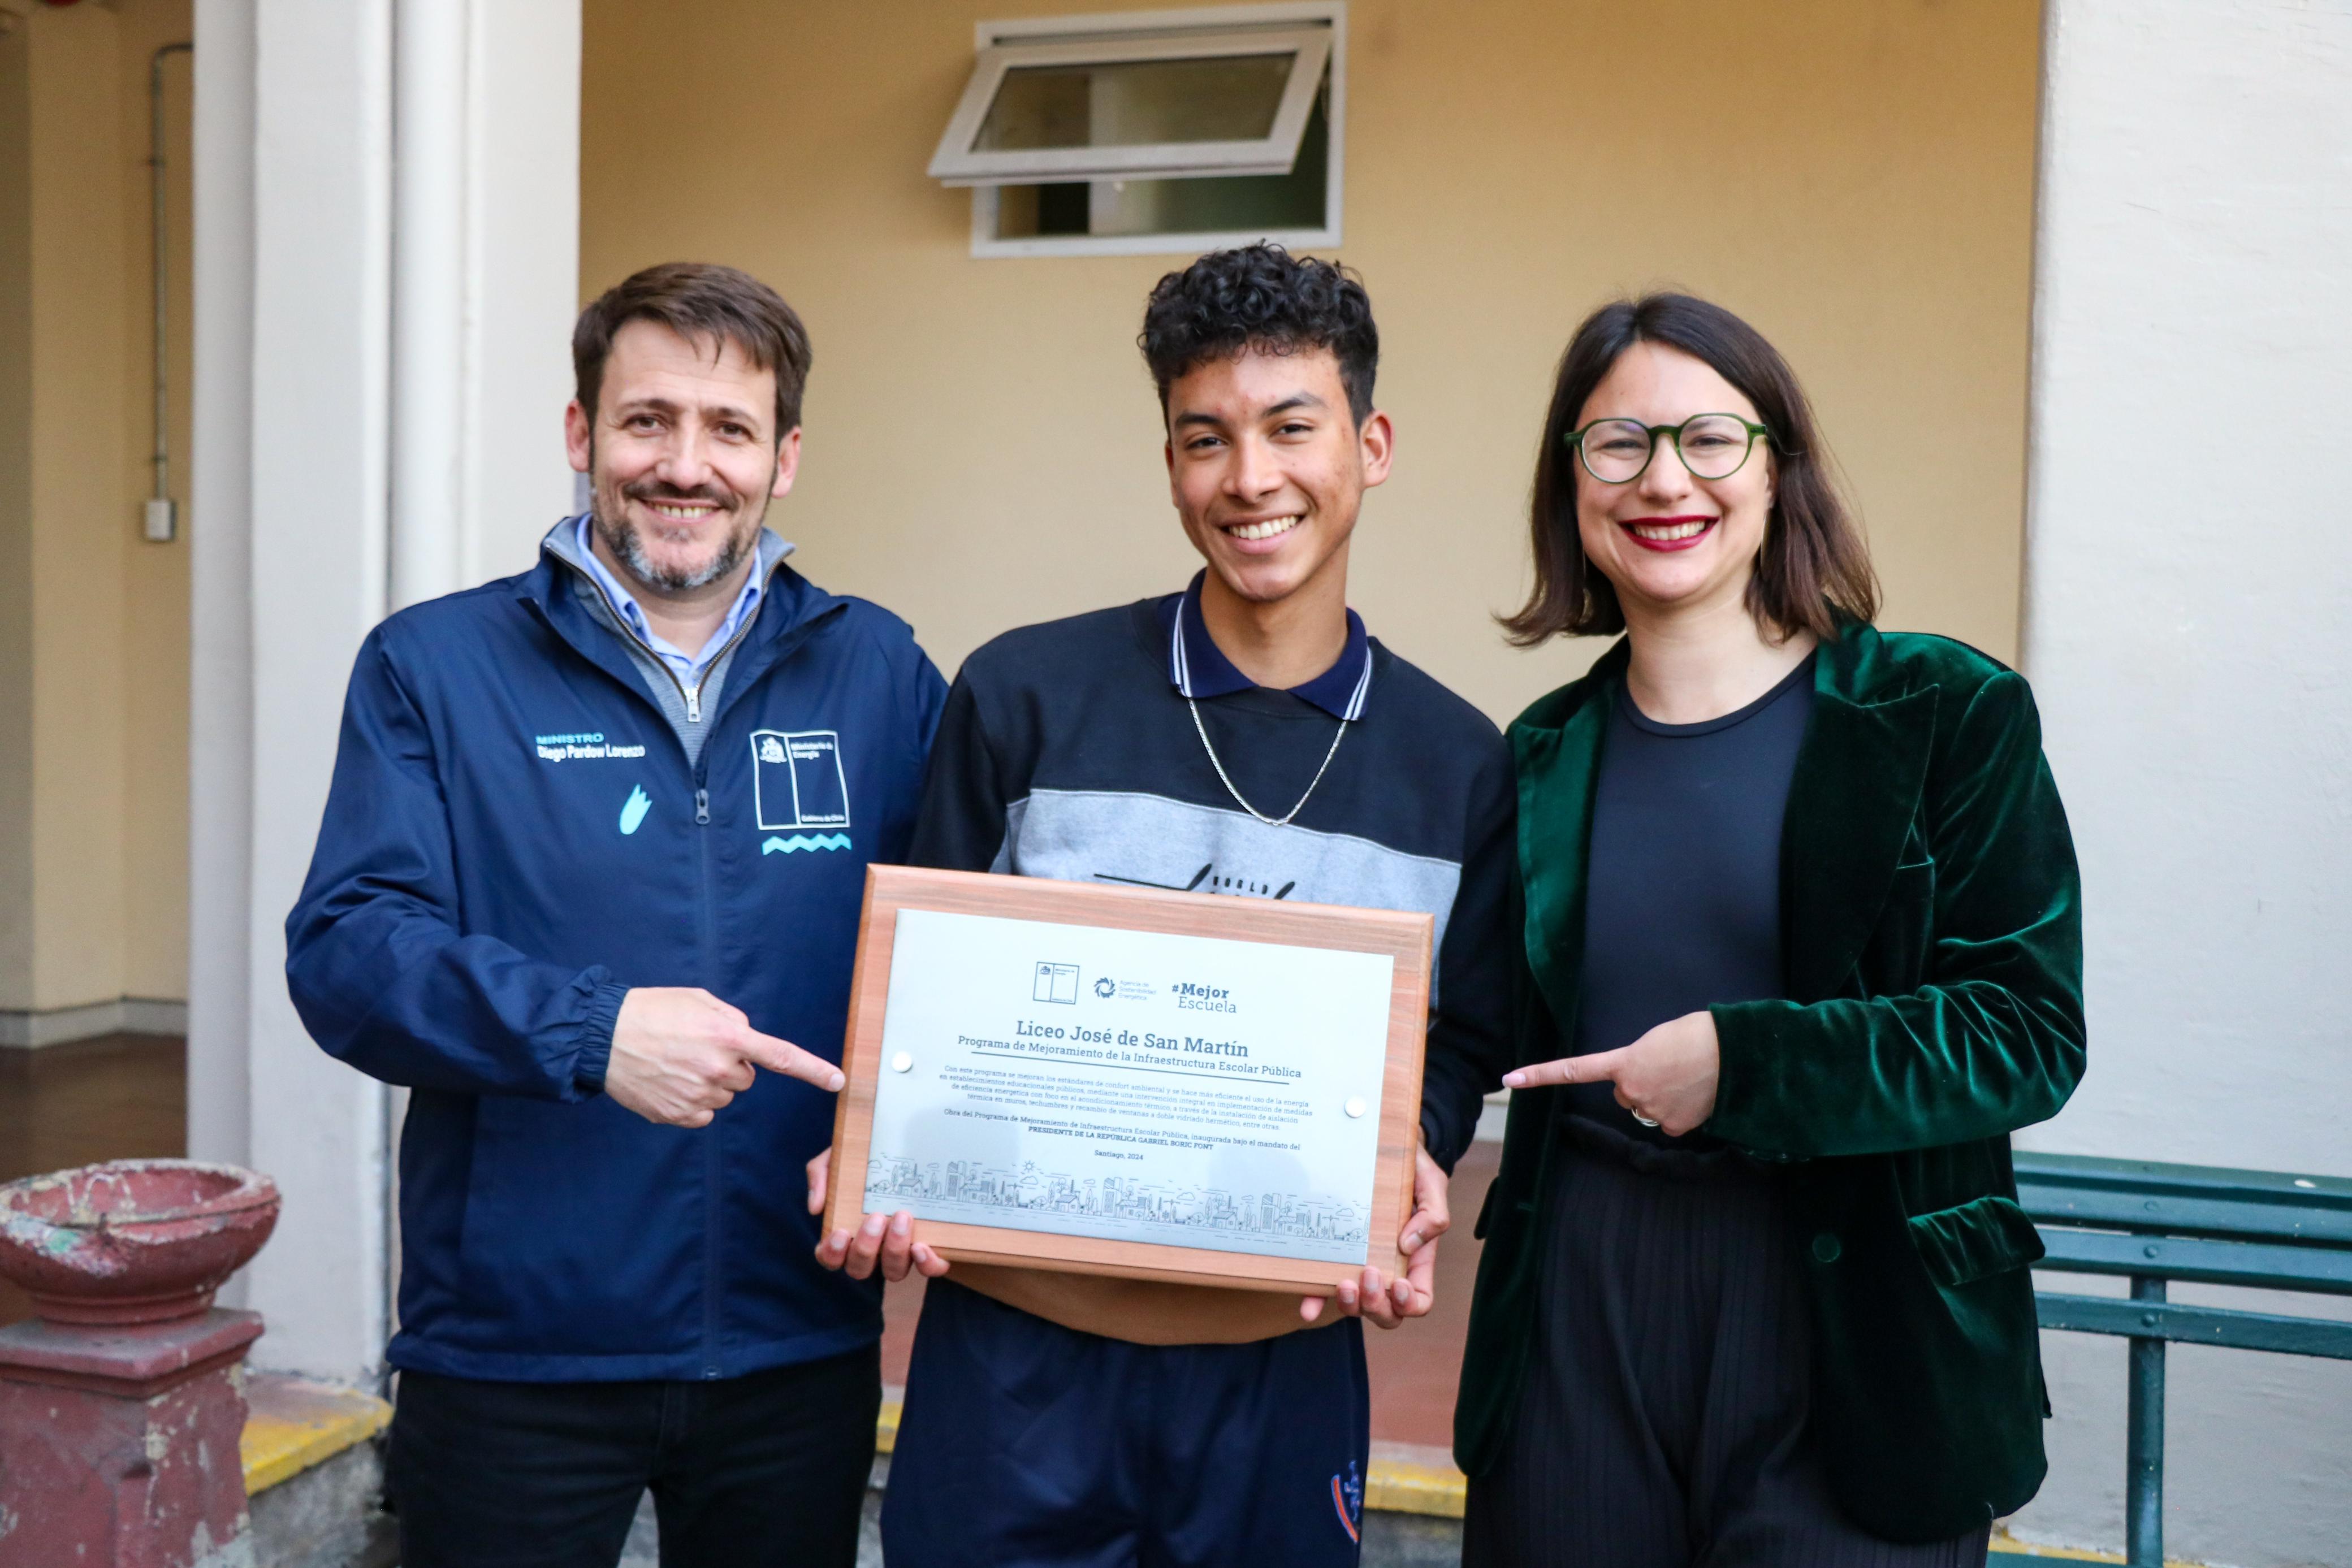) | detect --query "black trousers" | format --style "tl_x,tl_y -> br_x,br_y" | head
1463,1125 -> 1991,1568
388,1344 -> 880,1568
